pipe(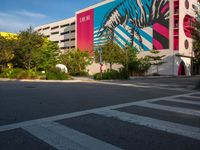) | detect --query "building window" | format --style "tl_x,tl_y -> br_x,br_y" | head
71,22 -> 75,25
71,46 -> 75,48
60,31 -> 70,35
61,47 -> 70,49
60,24 -> 69,28
45,35 -> 50,38
61,39 -> 70,42
71,30 -> 75,33
51,32 -> 59,35
71,38 -> 75,41
53,41 -> 59,44
51,26 -> 59,30
43,27 -> 50,30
